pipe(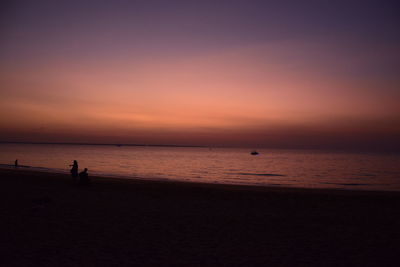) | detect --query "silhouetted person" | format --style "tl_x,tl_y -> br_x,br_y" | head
70,160 -> 78,179
79,168 -> 90,185
15,159 -> 18,168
